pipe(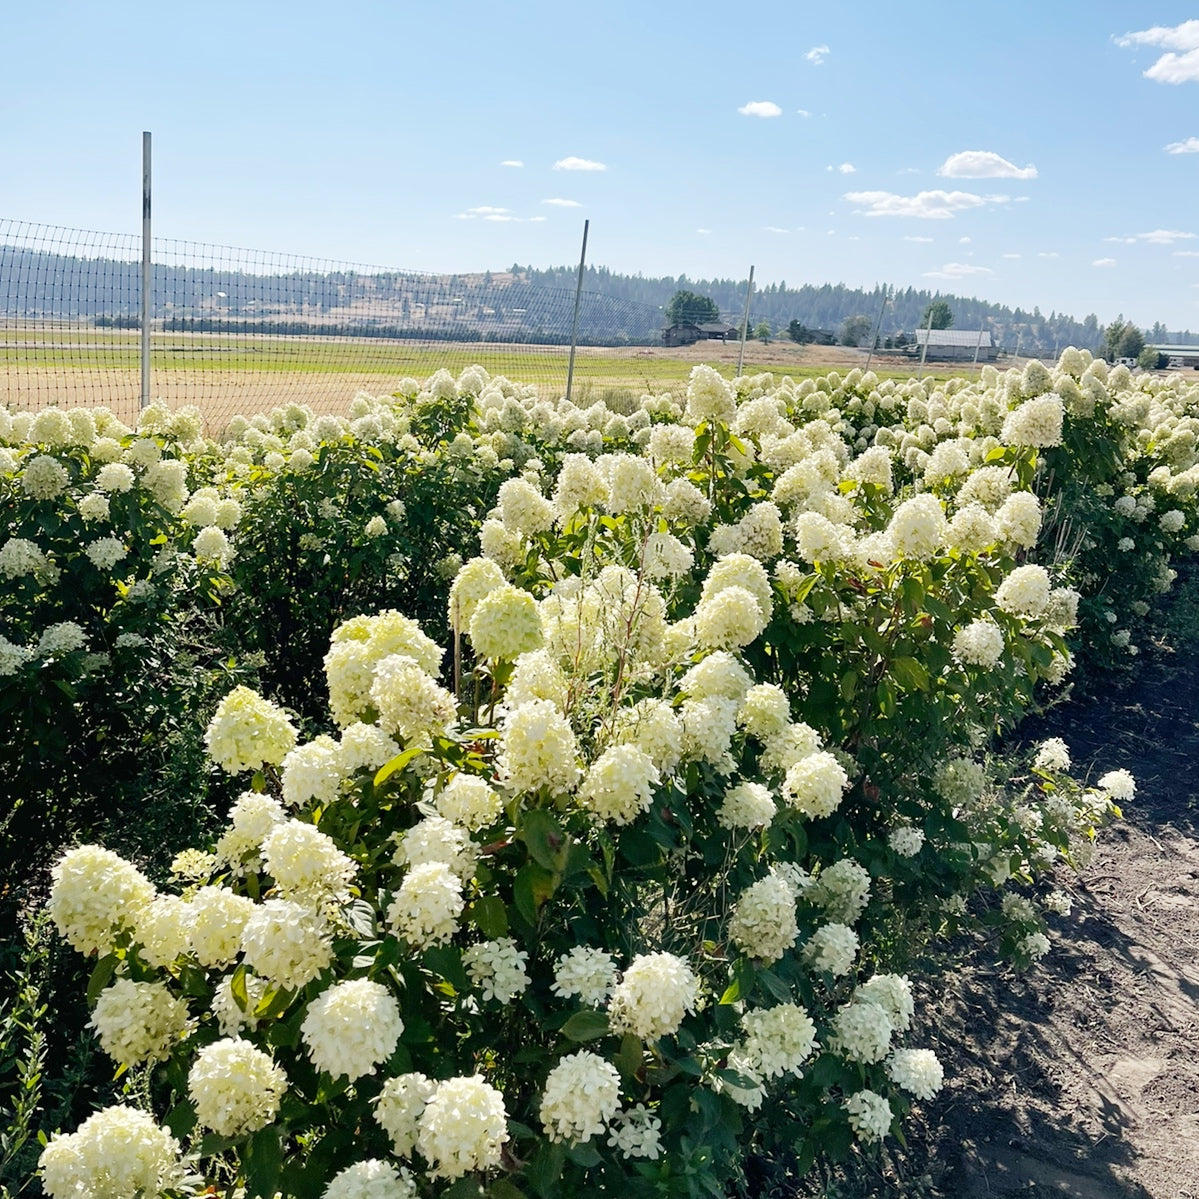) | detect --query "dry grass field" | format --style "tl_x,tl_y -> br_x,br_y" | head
0,335 -> 1002,433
